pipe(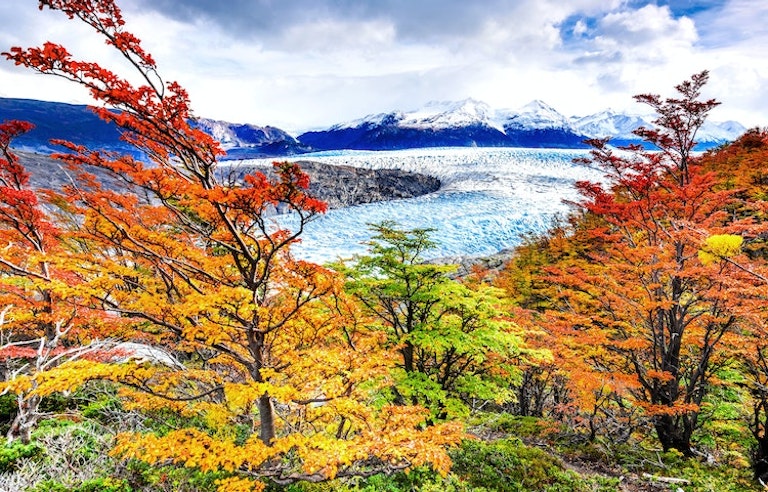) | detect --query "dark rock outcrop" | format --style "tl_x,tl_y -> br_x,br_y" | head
16,153 -> 440,210
16,150 -> 119,190
221,160 -> 440,210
